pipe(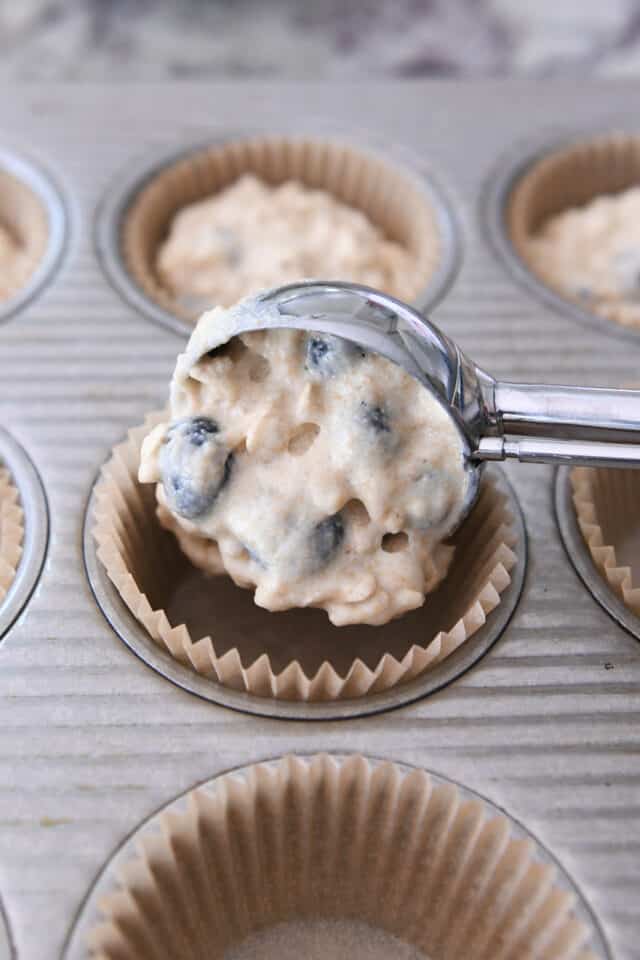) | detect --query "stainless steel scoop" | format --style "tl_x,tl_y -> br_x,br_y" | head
195,279 -> 640,532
